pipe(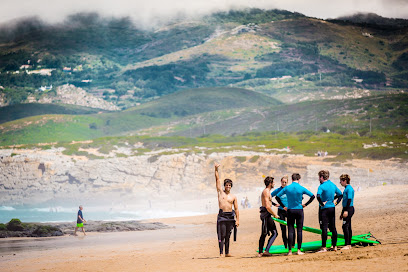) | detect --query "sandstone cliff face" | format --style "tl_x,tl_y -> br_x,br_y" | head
0,149 -> 407,206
